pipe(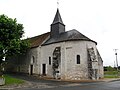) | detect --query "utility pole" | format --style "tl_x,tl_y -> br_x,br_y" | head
113,49 -> 119,71
114,61 -> 116,68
